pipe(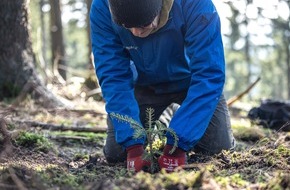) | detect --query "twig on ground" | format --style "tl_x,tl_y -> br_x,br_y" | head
0,118 -> 14,160
49,135 -> 91,141
8,167 -> 28,190
46,108 -> 106,117
0,183 -> 18,189
275,121 -> 290,132
13,120 -> 107,133
6,107 -> 106,117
